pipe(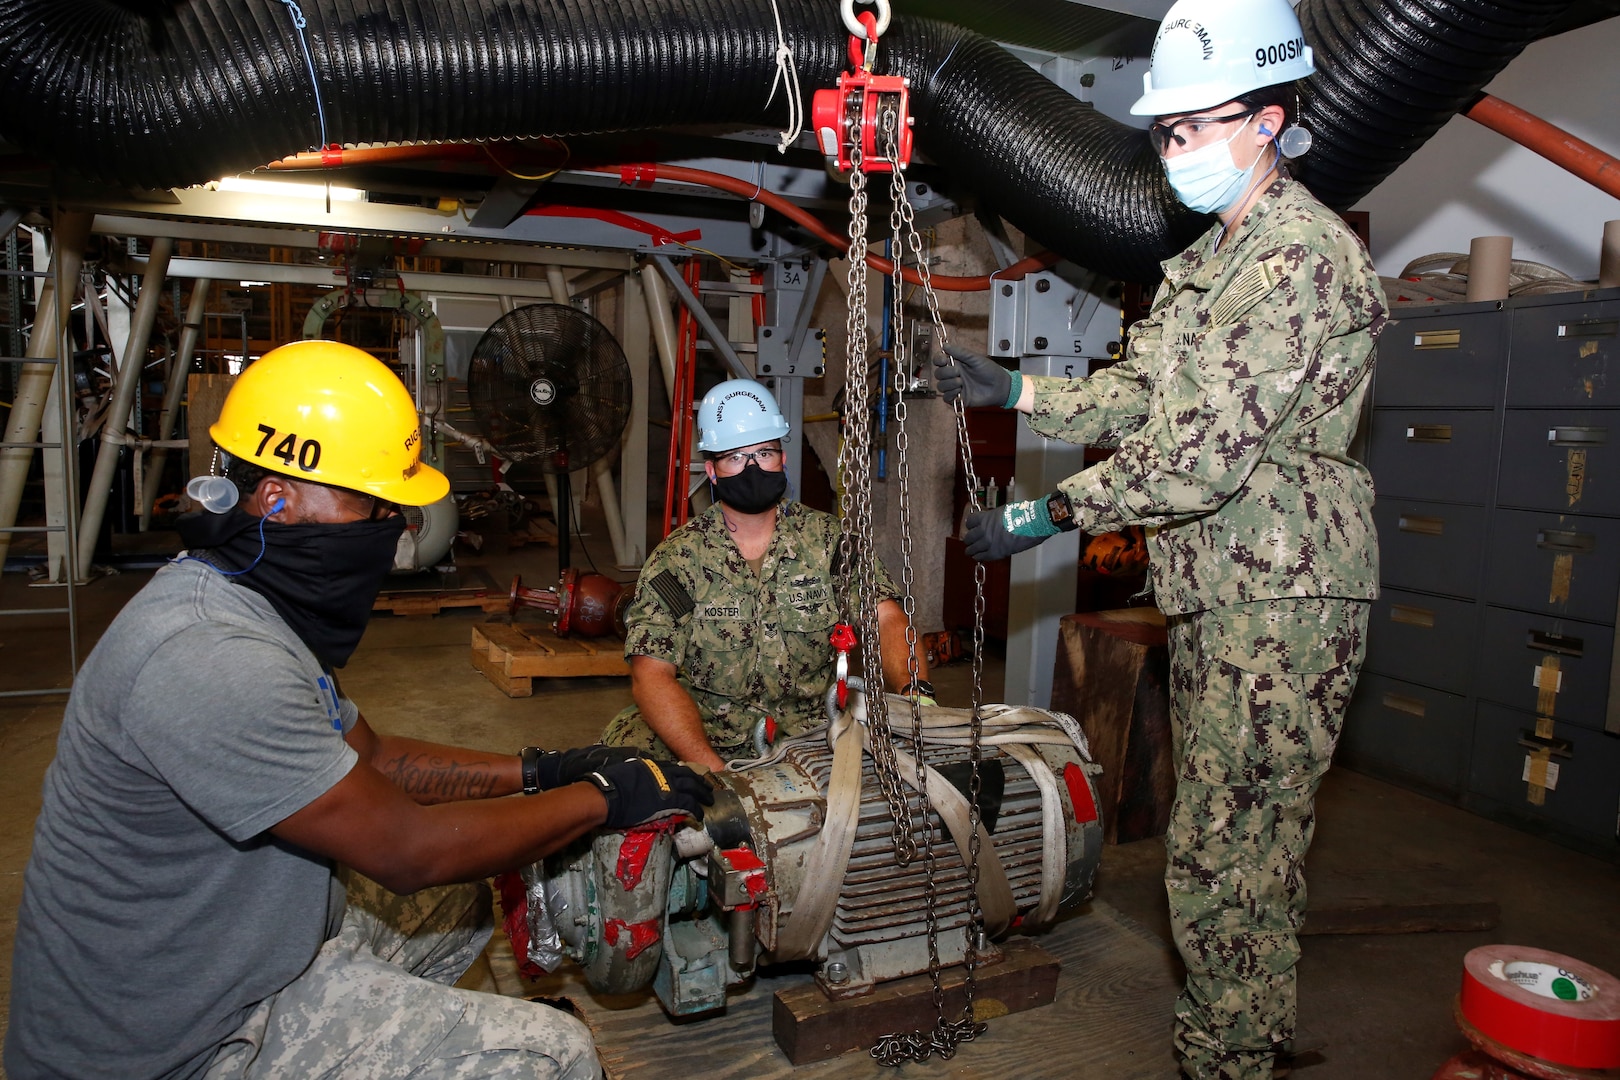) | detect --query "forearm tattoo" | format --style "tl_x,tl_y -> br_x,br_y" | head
380,752 -> 501,802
